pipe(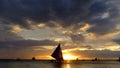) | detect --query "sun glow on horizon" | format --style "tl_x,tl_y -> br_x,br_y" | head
63,54 -> 77,60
